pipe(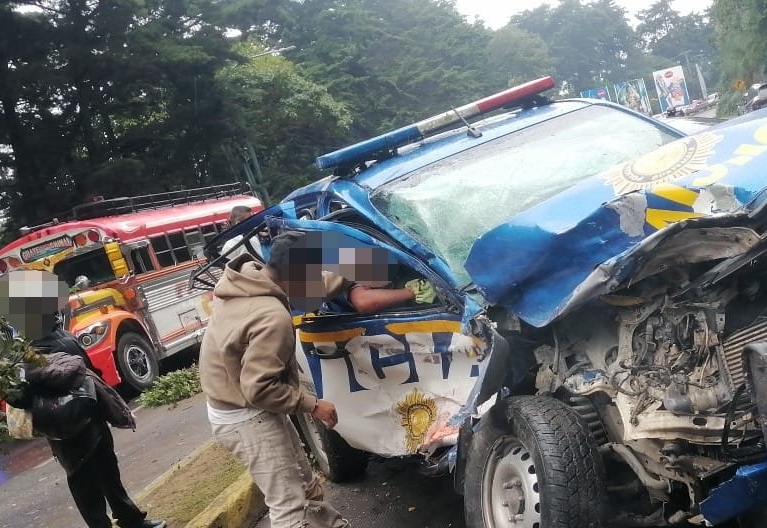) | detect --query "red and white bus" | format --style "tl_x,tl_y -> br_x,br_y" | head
0,183 -> 262,390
